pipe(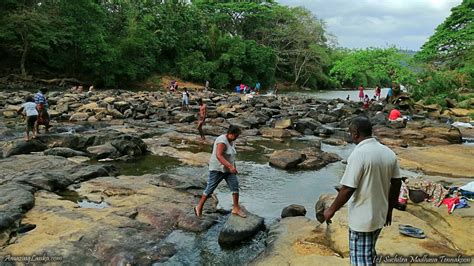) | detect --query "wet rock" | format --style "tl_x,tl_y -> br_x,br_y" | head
87,143 -> 120,159
269,149 -> 306,169
321,138 -> 347,146
371,112 -> 387,125
298,149 -> 341,170
218,210 -> 265,246
281,204 -> 307,218
67,156 -> 91,164
110,135 -> 147,157
177,213 -> 218,232
44,147 -> 89,158
2,139 -> 47,158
